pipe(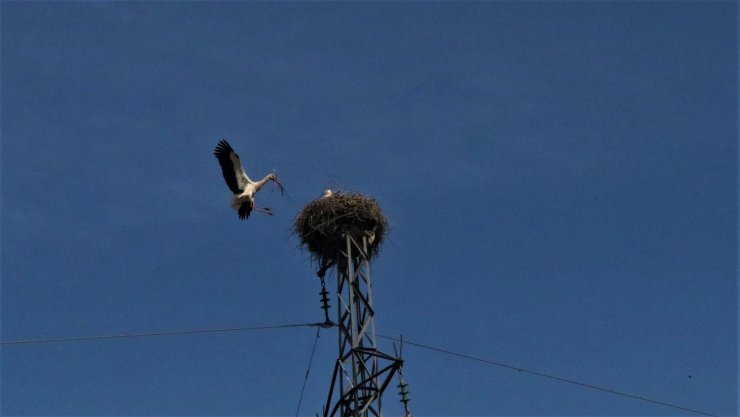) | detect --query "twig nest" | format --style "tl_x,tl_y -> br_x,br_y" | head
294,191 -> 388,263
